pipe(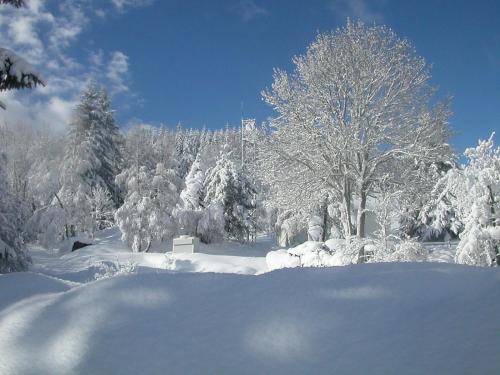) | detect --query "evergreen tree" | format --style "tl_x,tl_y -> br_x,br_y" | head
0,154 -> 29,272
91,90 -> 124,206
115,166 -> 154,252
174,154 -> 205,236
202,149 -> 256,242
150,162 -> 181,241
55,83 -> 123,237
